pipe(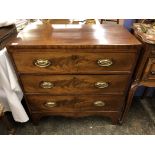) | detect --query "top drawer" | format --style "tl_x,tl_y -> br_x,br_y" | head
11,49 -> 137,74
